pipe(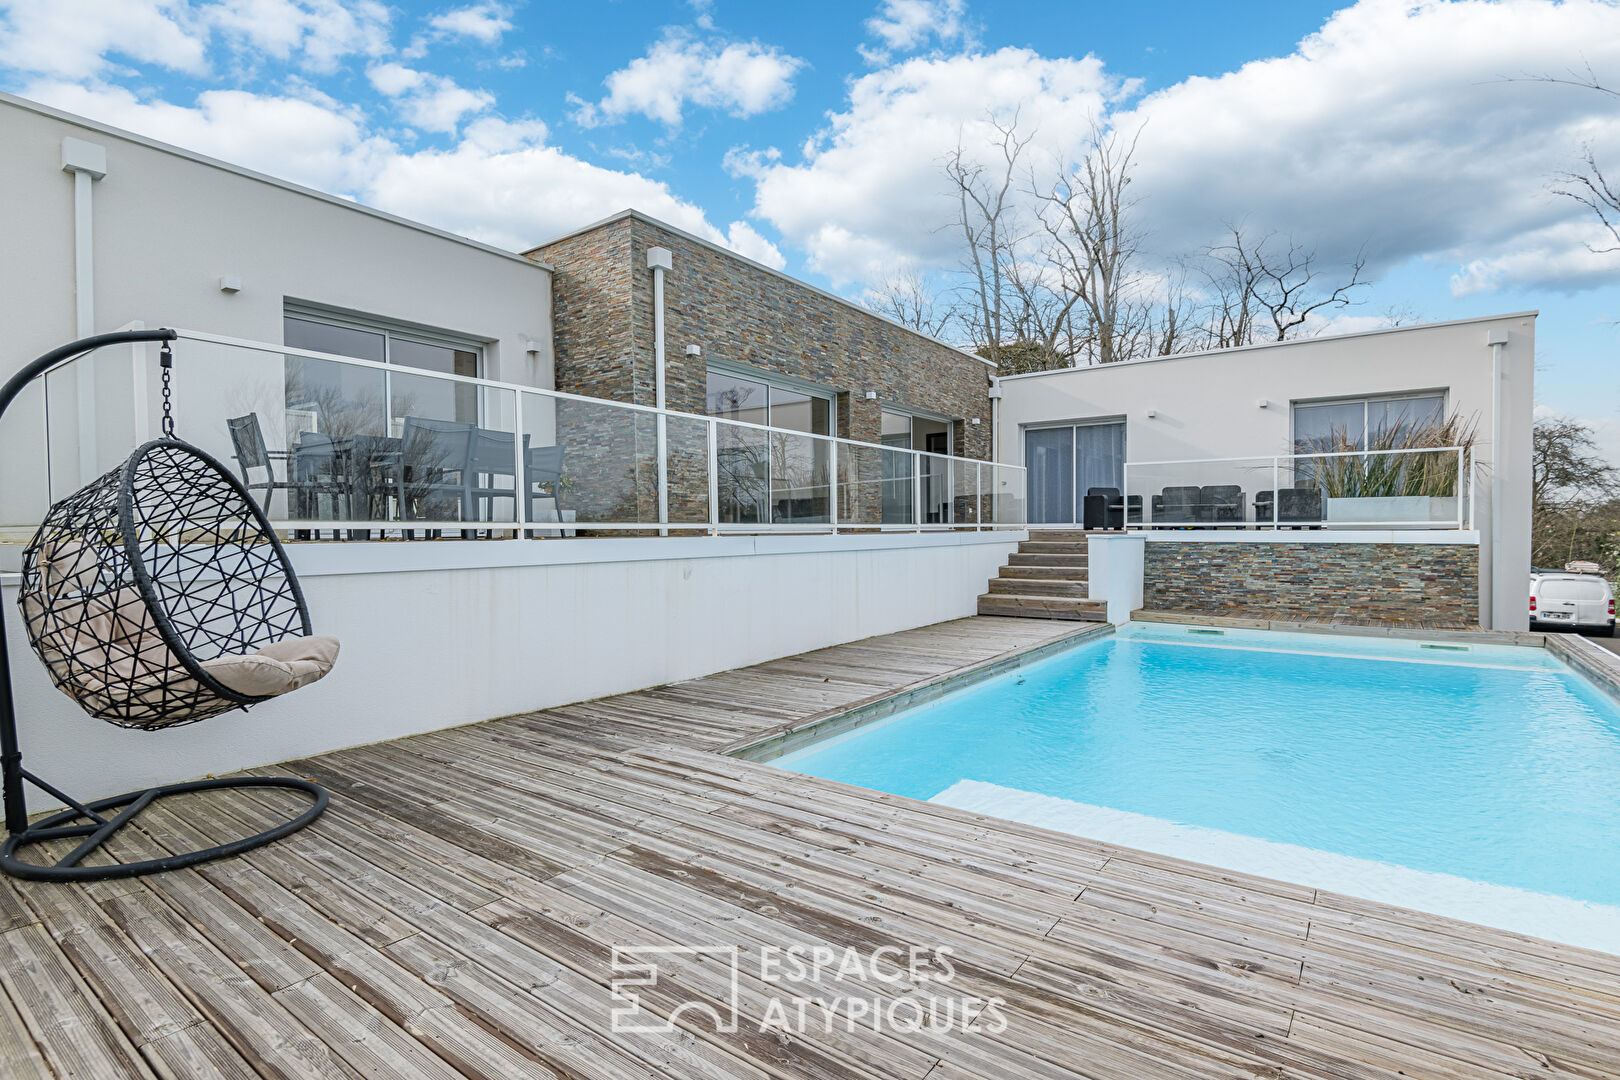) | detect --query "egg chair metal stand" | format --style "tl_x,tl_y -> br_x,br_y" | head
0,329 -> 329,882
